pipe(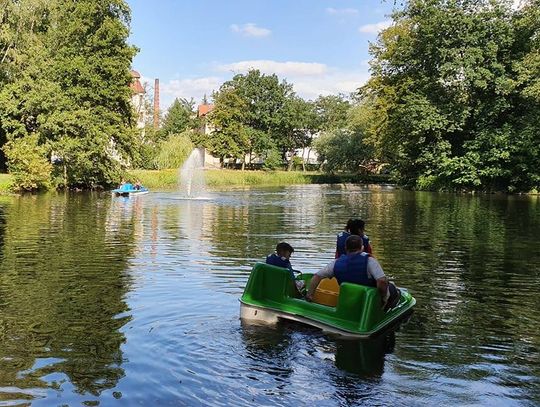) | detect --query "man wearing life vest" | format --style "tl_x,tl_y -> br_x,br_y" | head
335,219 -> 372,258
307,235 -> 398,310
